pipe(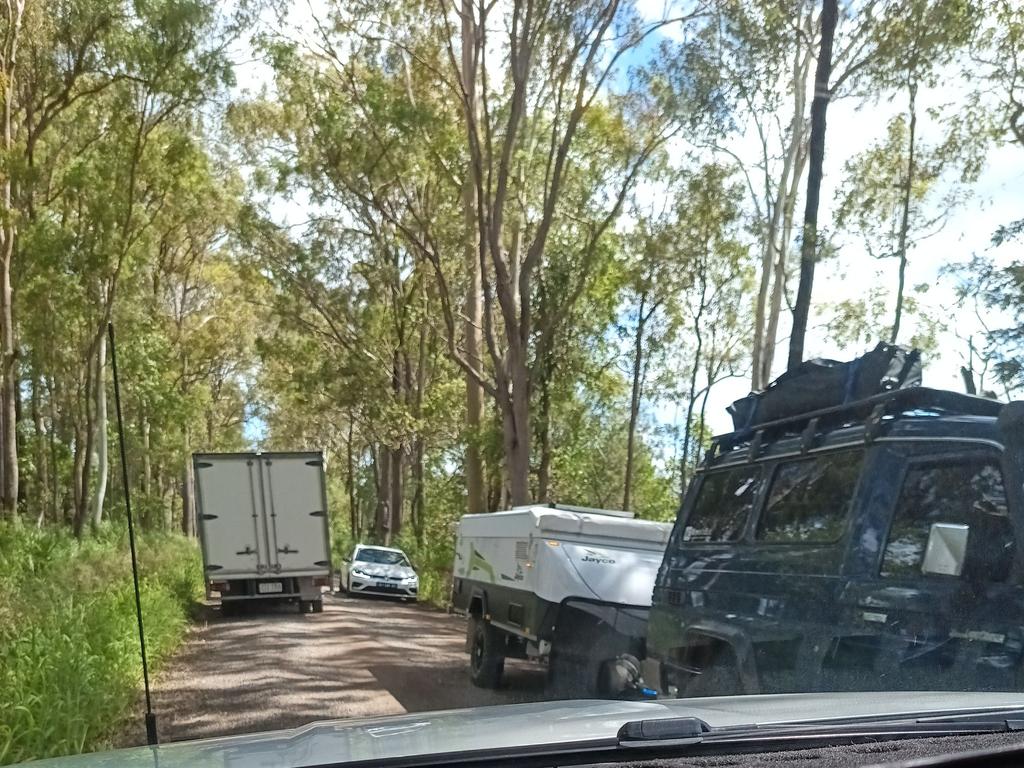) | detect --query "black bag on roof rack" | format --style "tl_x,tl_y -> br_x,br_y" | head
727,342 -> 922,432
